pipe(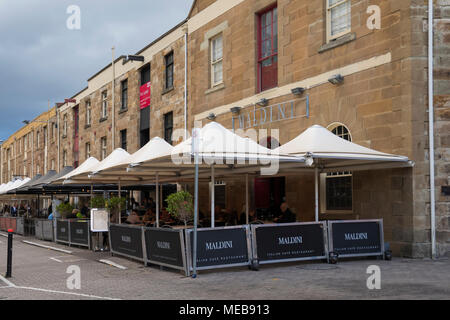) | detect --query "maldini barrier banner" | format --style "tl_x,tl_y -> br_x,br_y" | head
69,220 -> 90,247
251,222 -> 328,265
327,219 -> 385,258
144,228 -> 187,274
56,220 -> 70,243
109,224 -> 144,261
185,226 -> 252,271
